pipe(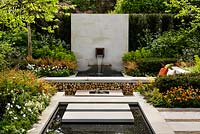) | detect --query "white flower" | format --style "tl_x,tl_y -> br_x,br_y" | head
21,129 -> 25,133
9,111 -> 13,114
23,114 -> 26,117
7,103 -> 10,107
28,108 -> 32,112
16,105 -> 21,109
14,116 -> 18,120
27,64 -> 35,70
